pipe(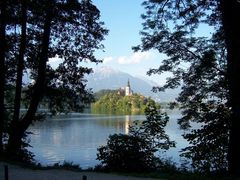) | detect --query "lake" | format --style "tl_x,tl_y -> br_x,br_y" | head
28,110 -> 188,169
